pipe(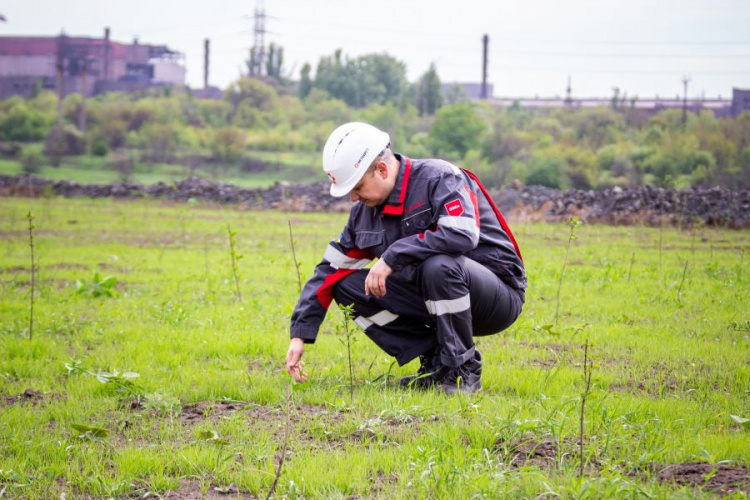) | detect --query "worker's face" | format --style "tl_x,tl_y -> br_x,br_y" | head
349,162 -> 392,207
